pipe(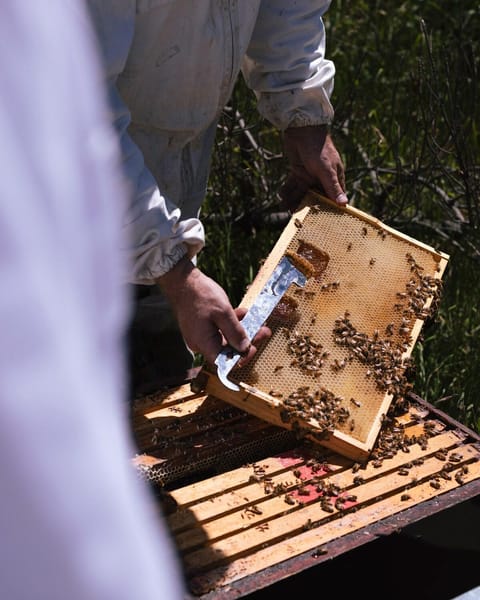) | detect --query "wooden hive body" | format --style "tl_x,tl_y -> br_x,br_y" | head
132,382 -> 480,598
202,192 -> 449,461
